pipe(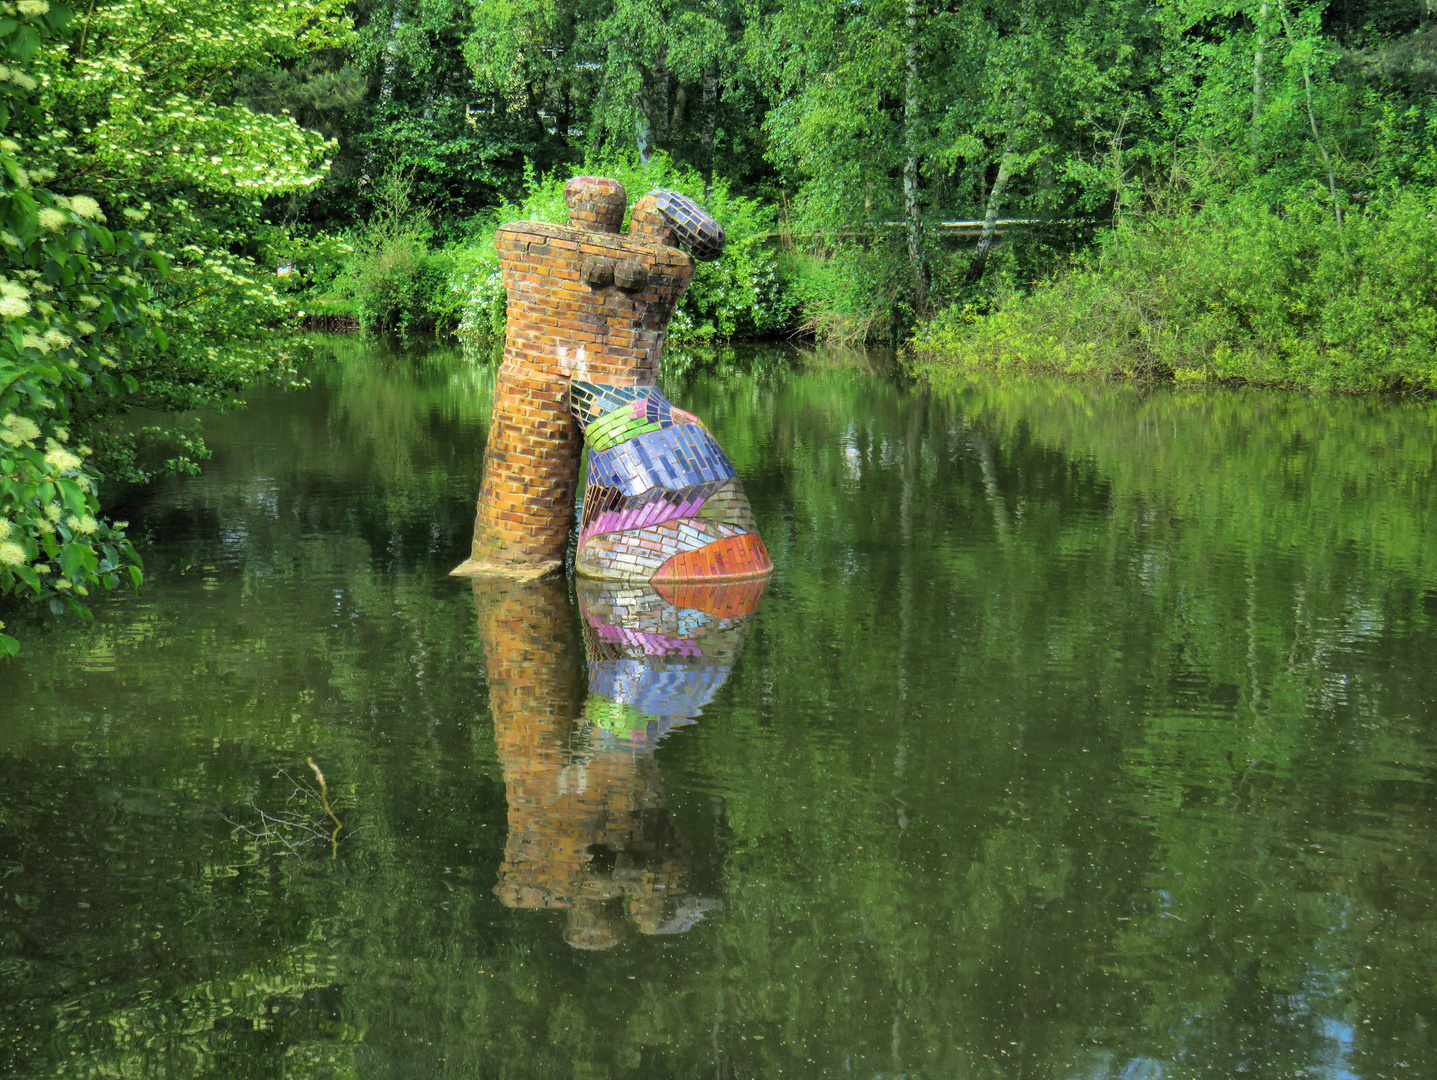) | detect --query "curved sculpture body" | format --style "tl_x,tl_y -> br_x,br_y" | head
454,177 -> 771,585
571,380 -> 771,582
